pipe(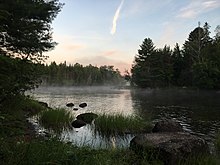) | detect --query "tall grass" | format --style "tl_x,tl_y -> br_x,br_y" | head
94,114 -> 151,137
38,108 -> 74,132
